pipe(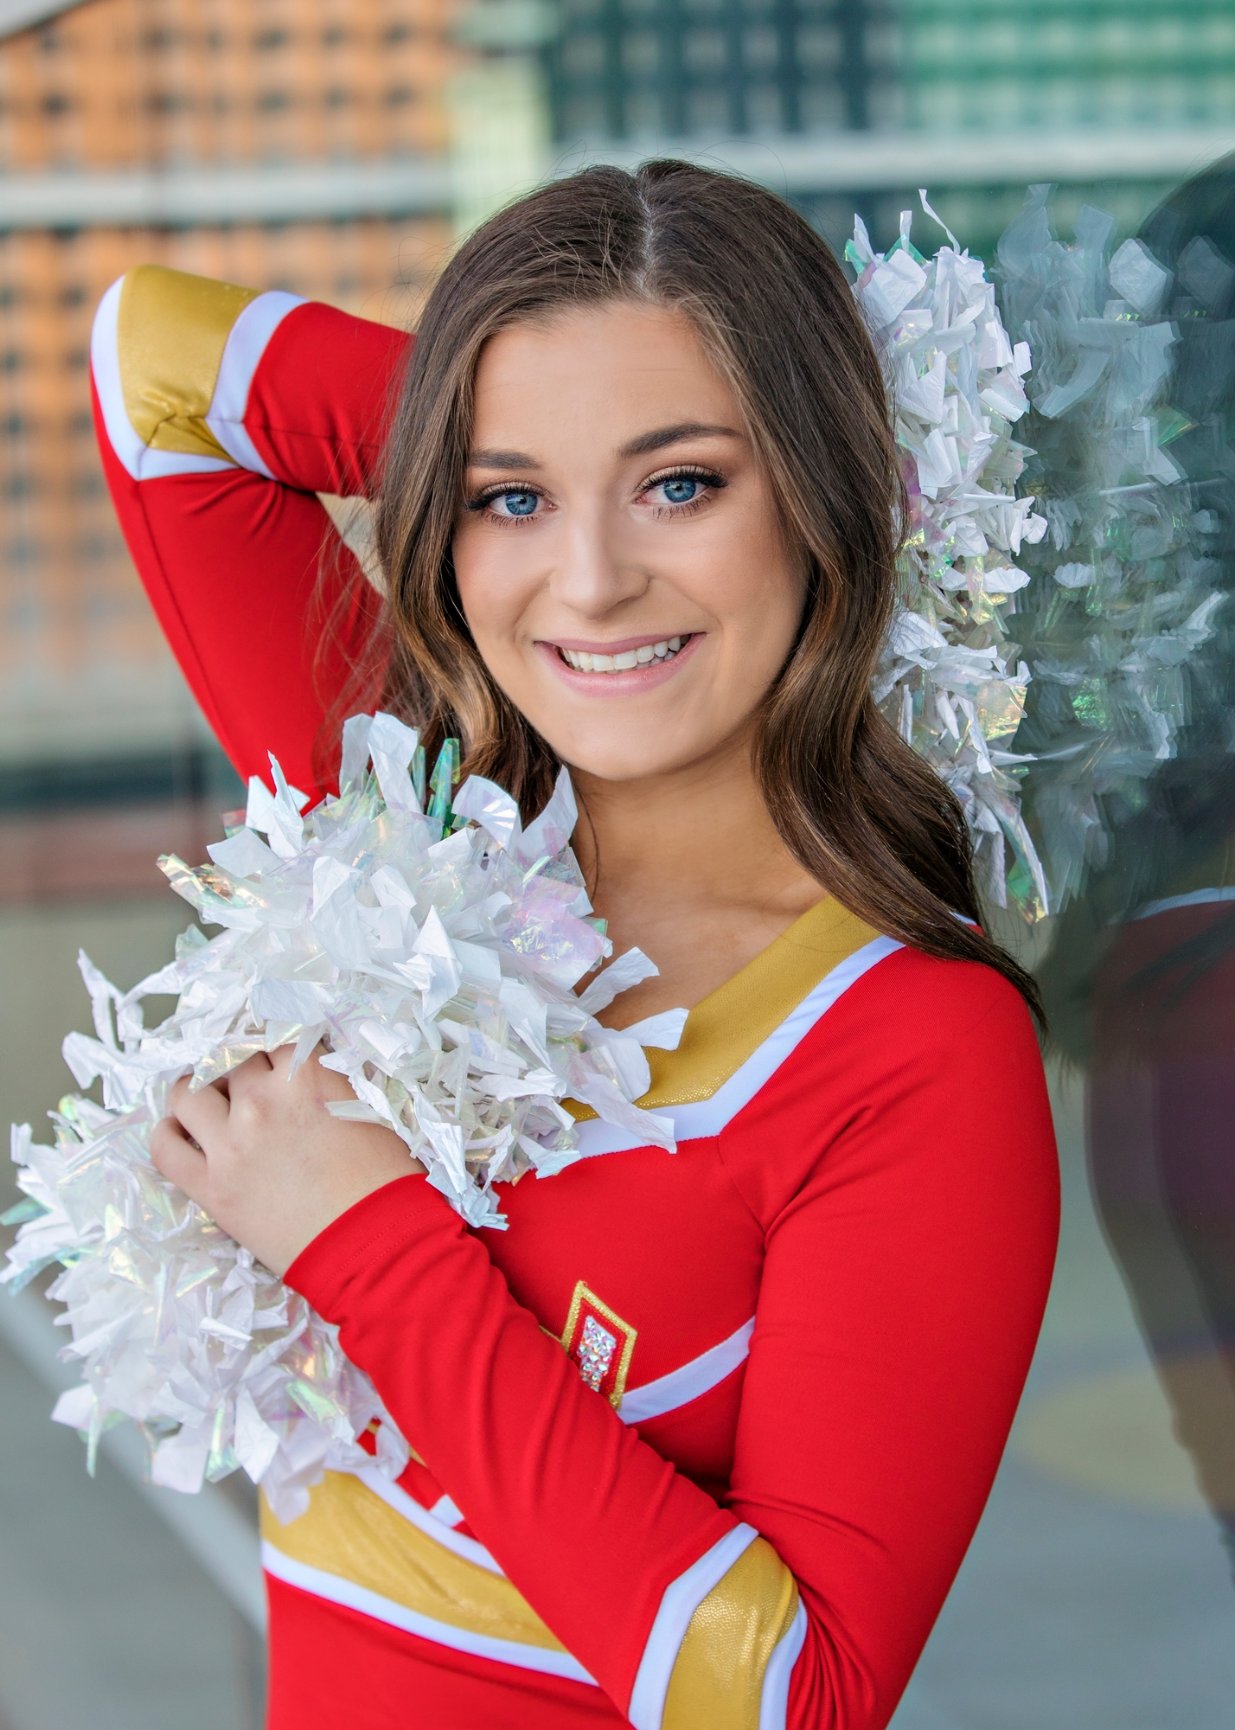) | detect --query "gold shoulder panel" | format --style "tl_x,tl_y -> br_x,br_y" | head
117,263 -> 259,462
662,1534 -> 800,1730
260,1472 -> 570,1655
565,896 -> 881,1119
